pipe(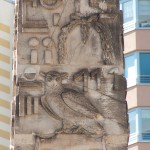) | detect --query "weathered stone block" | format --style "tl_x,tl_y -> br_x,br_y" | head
13,0 -> 129,149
